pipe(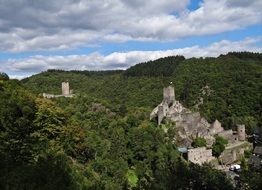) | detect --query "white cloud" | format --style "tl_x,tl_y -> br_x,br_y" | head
0,0 -> 261,52
4,37 -> 262,78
